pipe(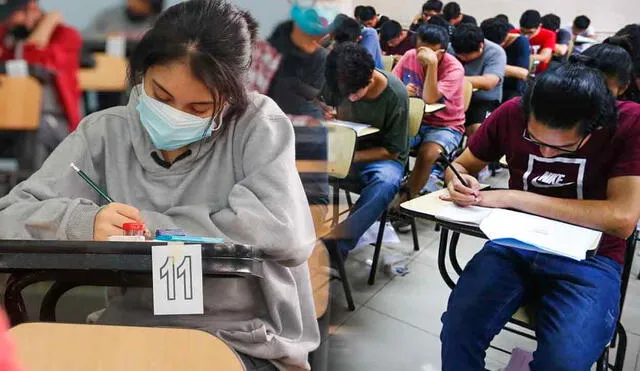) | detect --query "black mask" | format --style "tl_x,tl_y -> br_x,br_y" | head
125,8 -> 148,23
9,25 -> 30,41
